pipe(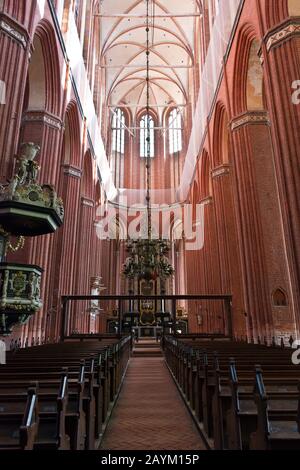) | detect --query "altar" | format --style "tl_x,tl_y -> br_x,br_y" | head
133,326 -> 163,339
